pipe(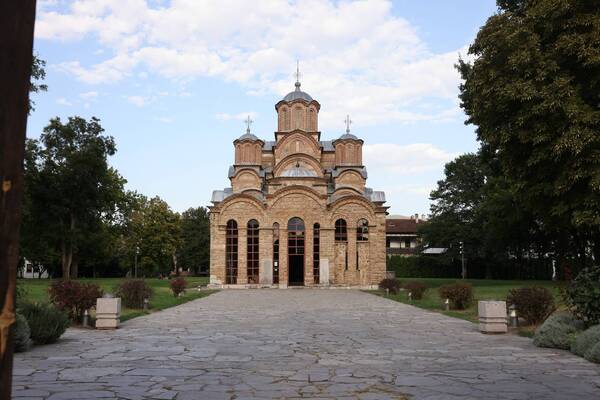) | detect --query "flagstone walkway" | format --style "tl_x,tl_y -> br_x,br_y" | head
13,289 -> 600,399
